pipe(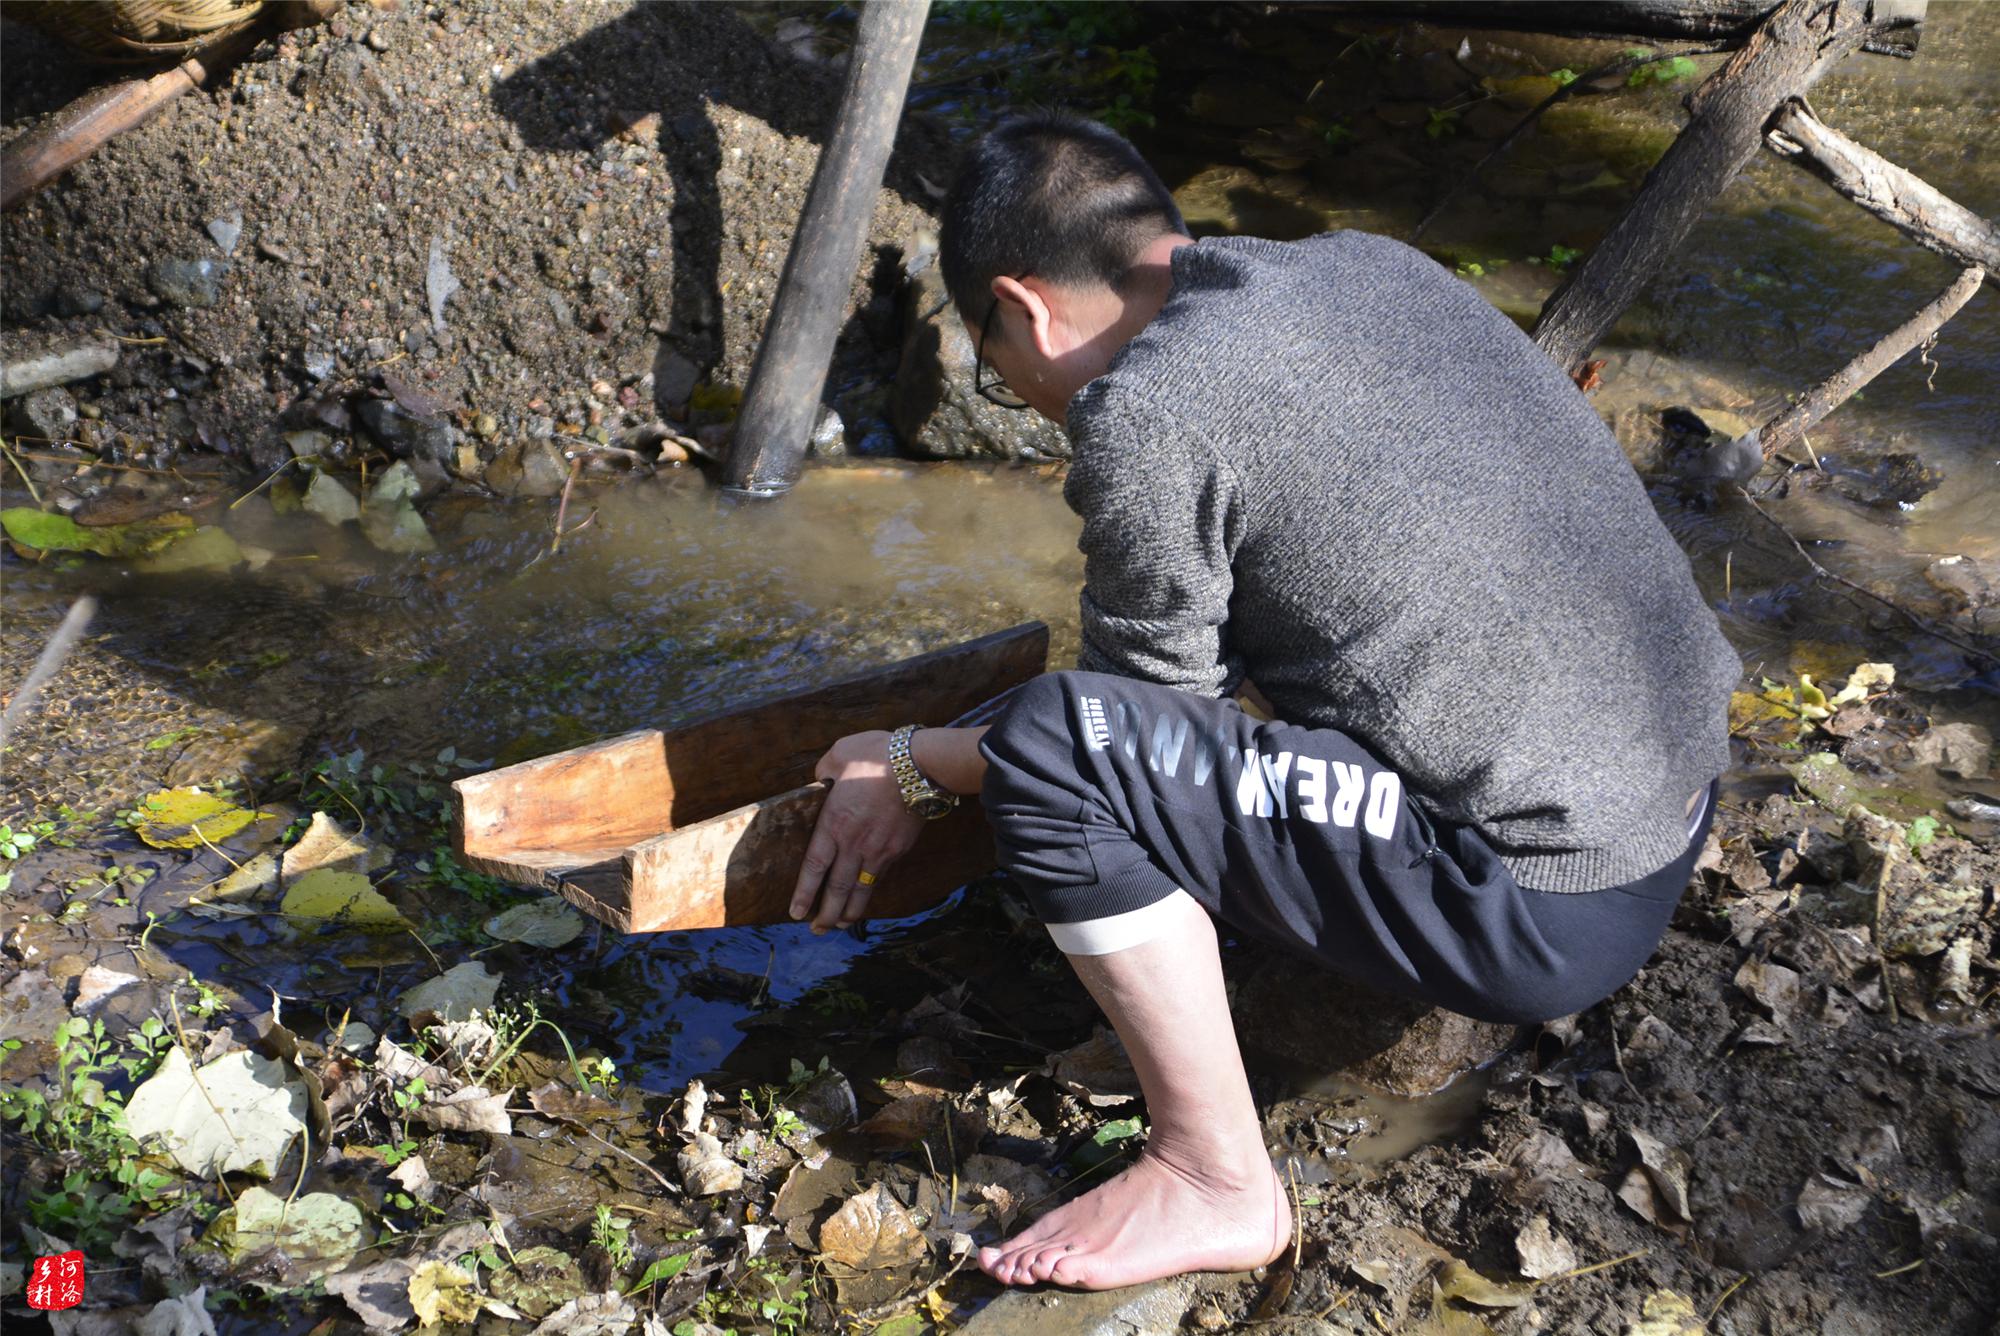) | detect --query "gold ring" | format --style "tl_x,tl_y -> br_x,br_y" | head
856,870 -> 877,886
